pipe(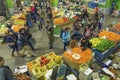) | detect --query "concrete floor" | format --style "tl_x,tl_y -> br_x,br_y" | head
0,11 -> 120,71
